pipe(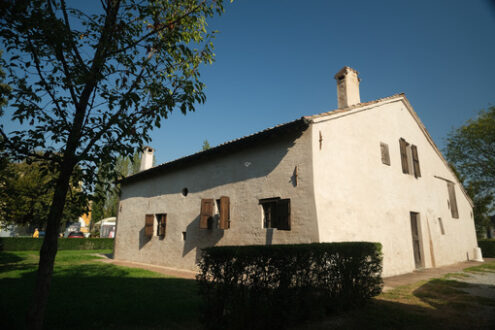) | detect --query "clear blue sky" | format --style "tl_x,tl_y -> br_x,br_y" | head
2,1 -> 494,165
149,0 -> 495,165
